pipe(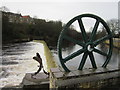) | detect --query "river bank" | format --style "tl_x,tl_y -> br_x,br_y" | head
104,38 -> 120,50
